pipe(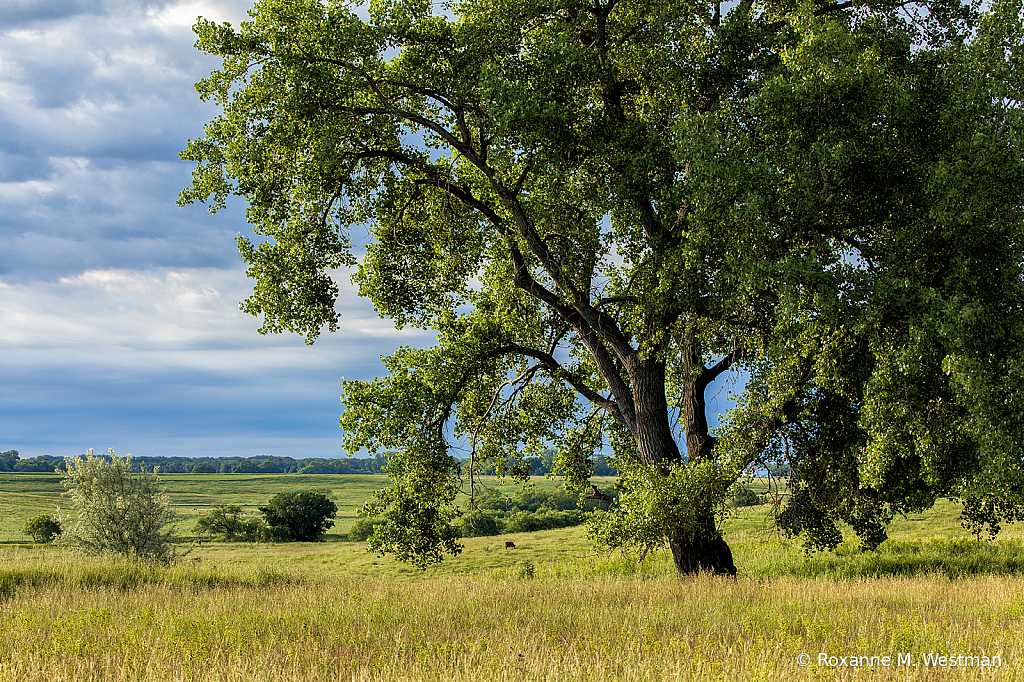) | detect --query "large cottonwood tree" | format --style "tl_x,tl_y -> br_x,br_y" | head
181,0 -> 1024,574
